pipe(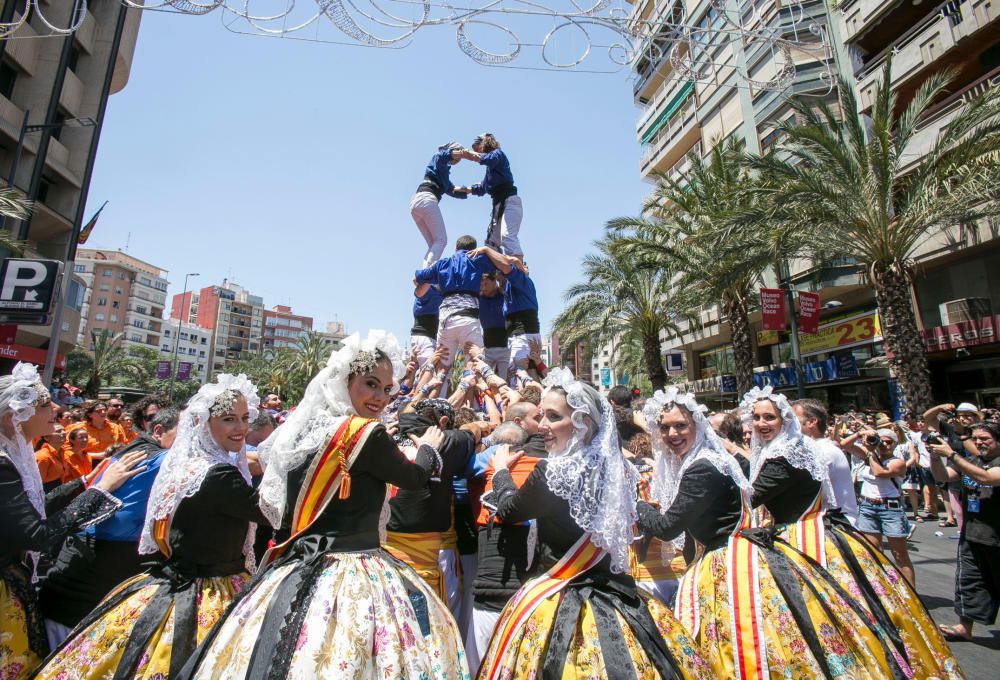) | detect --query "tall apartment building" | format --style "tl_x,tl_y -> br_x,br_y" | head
319,320 -> 347,345
0,1 -> 141,370
628,0 -> 1000,409
159,318 -> 210,385
171,280 -> 263,379
262,305 -> 313,352
74,248 -> 167,354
